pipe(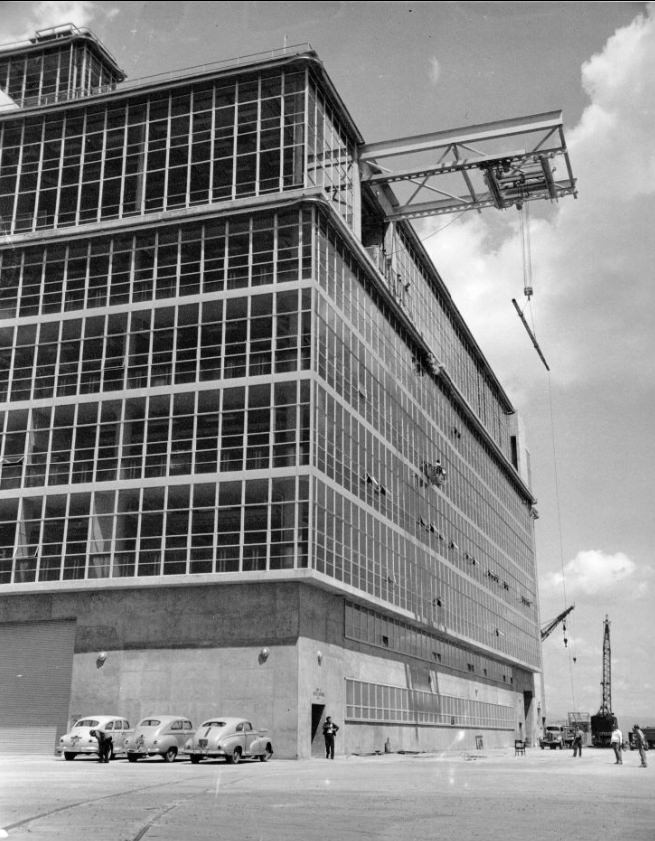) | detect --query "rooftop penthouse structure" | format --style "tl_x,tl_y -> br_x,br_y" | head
0,26 -> 557,757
